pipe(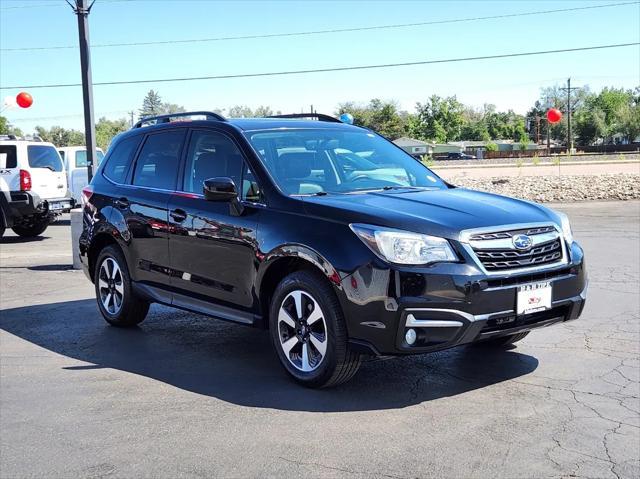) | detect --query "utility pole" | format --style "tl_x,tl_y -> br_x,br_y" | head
68,0 -> 97,182
561,77 -> 581,153
128,111 -> 135,128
